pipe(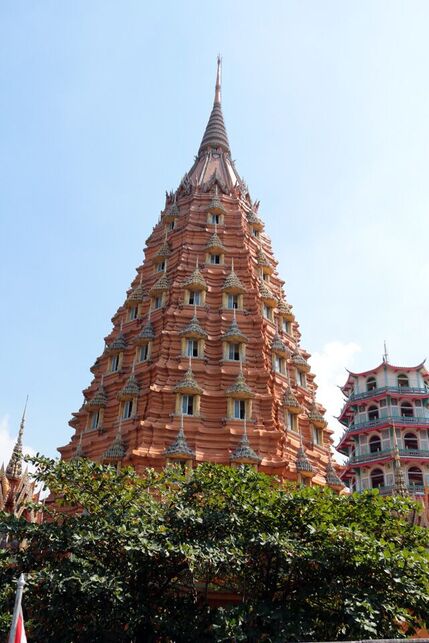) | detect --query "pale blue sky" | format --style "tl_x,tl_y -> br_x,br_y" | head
2,1 -> 429,458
